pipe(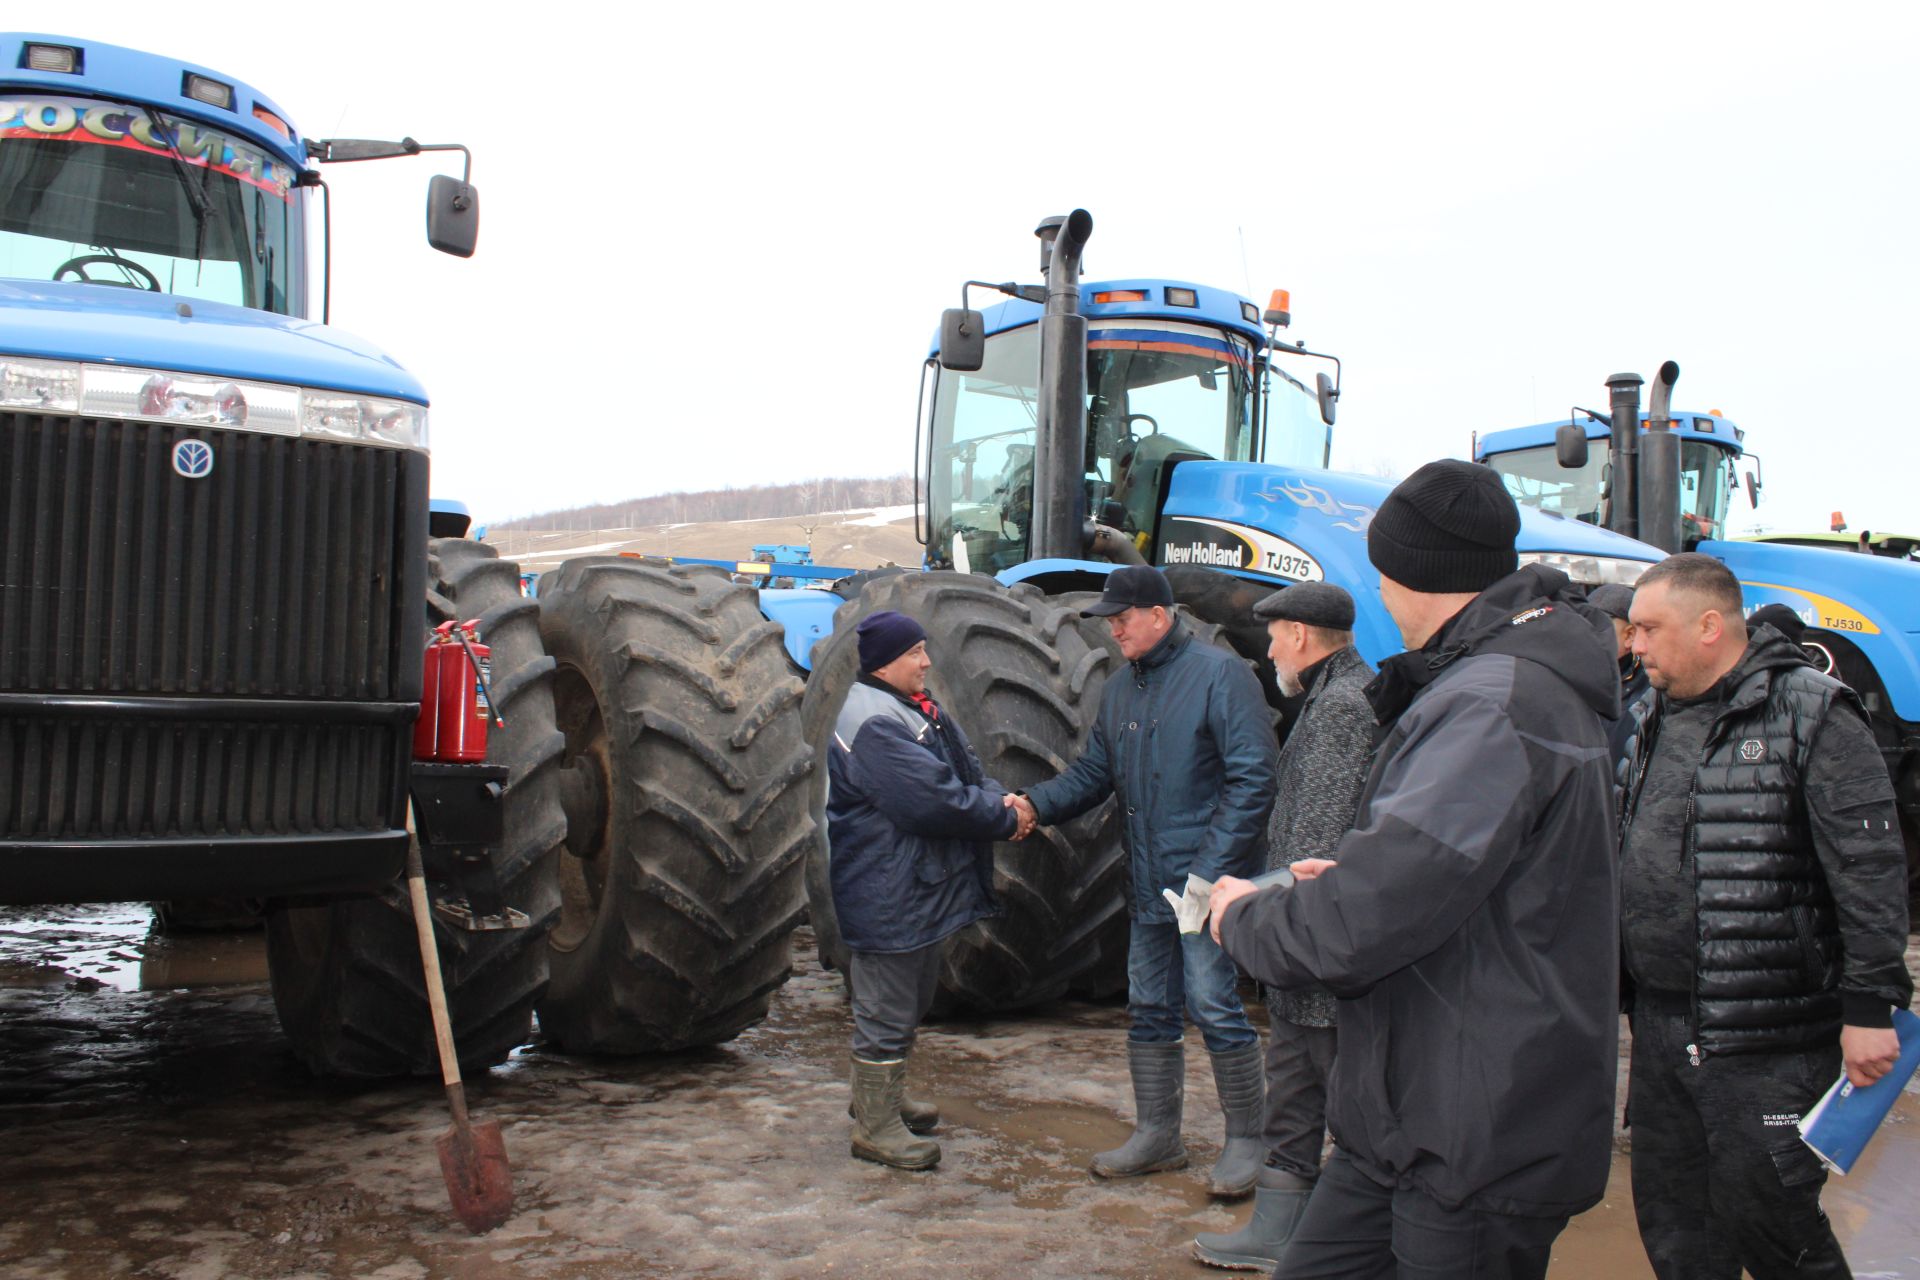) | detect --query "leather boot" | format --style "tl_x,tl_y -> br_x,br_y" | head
1207,1041 -> 1267,1197
1091,1040 -> 1188,1178
1193,1165 -> 1314,1270
850,1058 -> 940,1170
